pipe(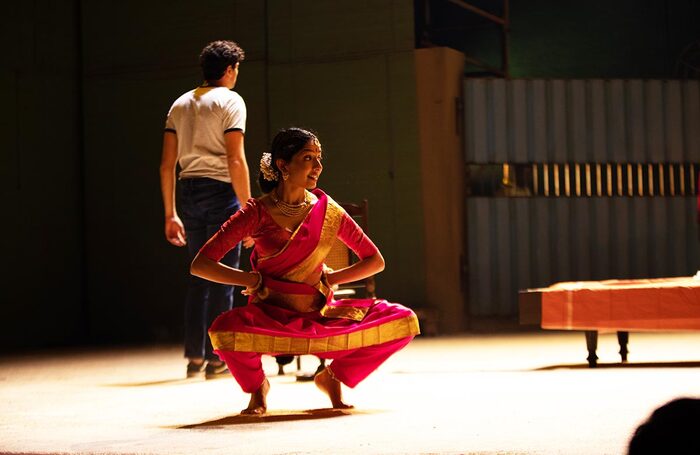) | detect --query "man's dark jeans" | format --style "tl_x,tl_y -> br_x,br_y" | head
179,177 -> 241,361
